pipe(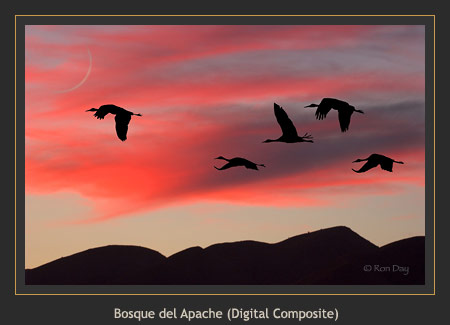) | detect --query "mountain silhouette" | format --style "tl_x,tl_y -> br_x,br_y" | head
25,226 -> 424,285
25,245 -> 165,285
